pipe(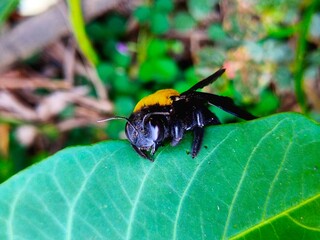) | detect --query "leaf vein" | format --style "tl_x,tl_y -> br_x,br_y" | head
230,192 -> 320,239
222,119 -> 287,239
7,177 -> 33,240
173,129 -> 237,240
286,214 -> 320,232
65,147 -> 125,240
261,130 -> 294,219
125,162 -> 156,240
